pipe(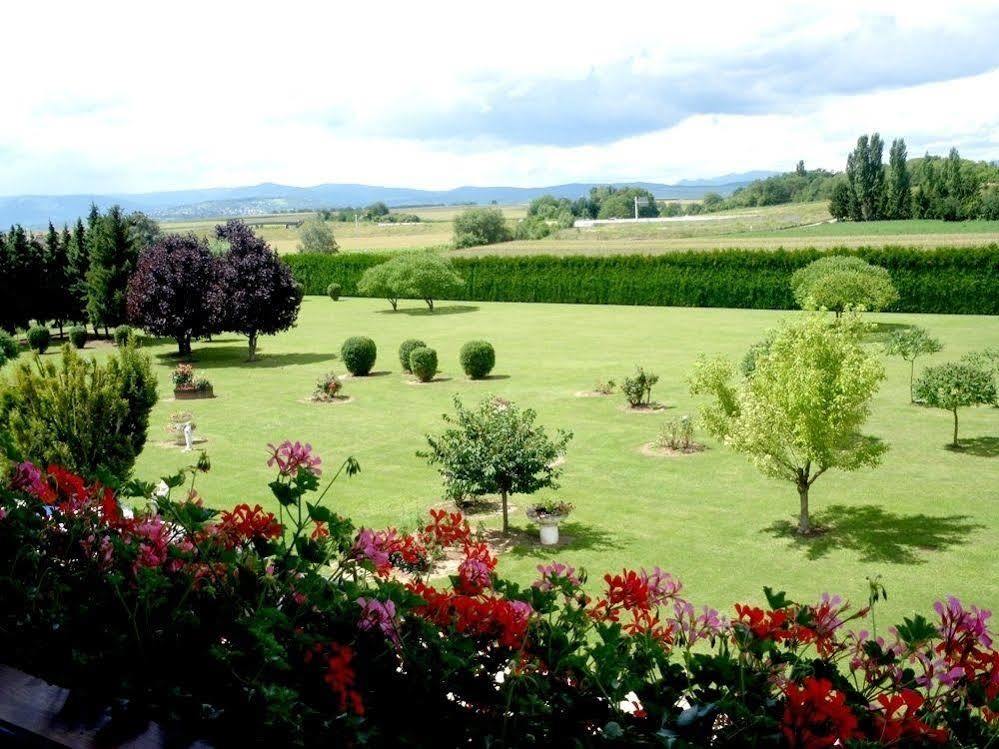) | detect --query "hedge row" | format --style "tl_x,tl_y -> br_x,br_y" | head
284,245 -> 999,314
